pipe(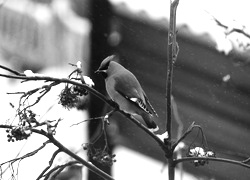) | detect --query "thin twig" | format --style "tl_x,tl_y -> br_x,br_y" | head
209,13 -> 250,39
17,81 -> 60,113
174,156 -> 250,169
172,122 -> 197,151
70,116 -> 103,127
0,140 -> 50,166
243,157 -> 250,164
0,65 -> 24,76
